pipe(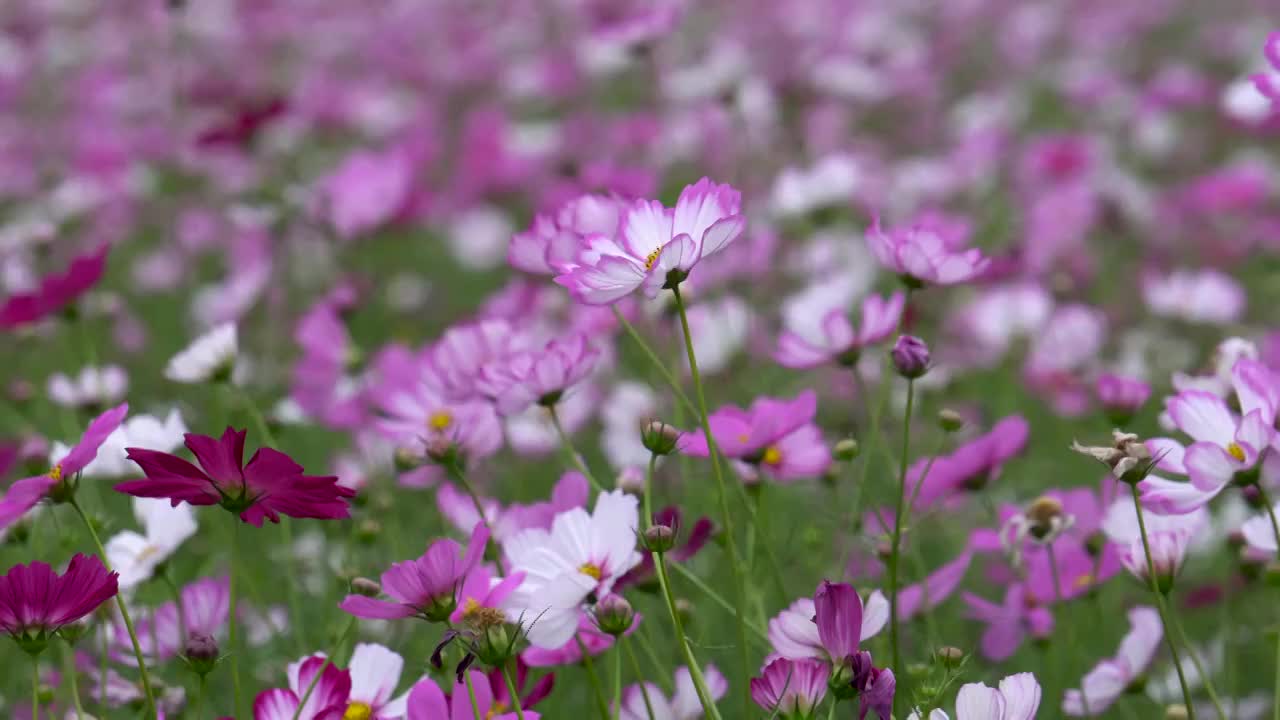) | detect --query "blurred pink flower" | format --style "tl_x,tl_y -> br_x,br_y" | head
1062,607 -> 1161,715
0,244 -> 109,329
